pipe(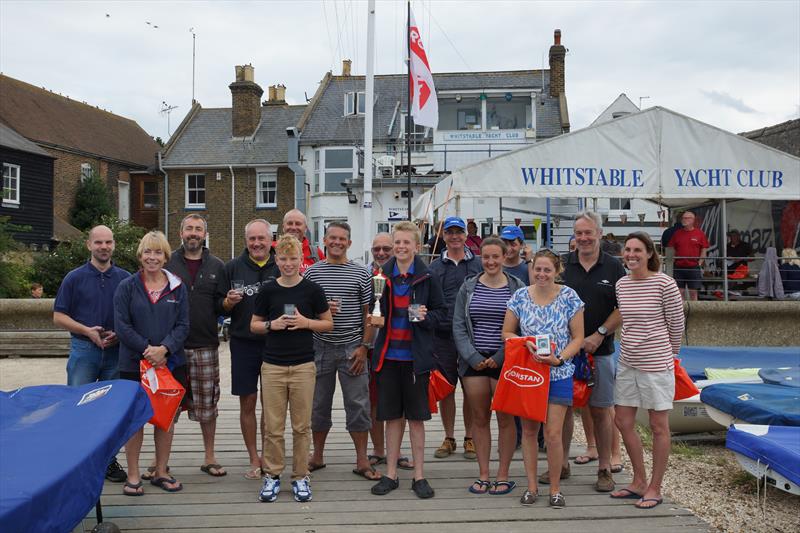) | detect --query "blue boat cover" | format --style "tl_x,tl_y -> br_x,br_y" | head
759,366 -> 800,388
700,383 -> 800,426
676,346 -> 800,381
0,381 -> 152,533
726,424 -> 800,487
